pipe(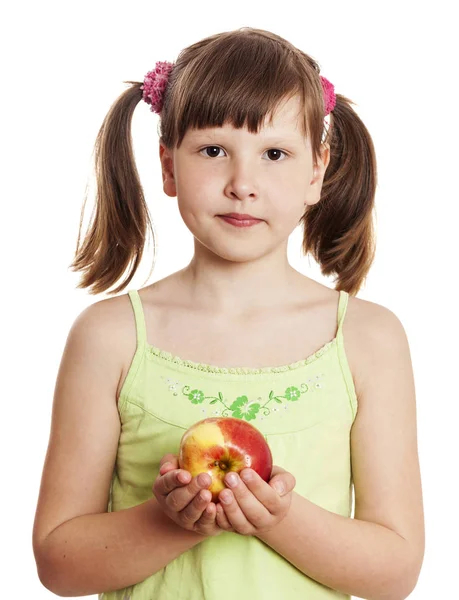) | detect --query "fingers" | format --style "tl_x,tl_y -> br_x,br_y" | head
159,462 -> 178,476
269,471 -> 296,496
156,470 -> 212,512
179,487 -> 213,526
159,453 -> 178,468
159,453 -> 179,475
194,498 -> 233,537
236,469 -> 283,515
155,454 -> 234,536
216,470 -> 273,533
155,468 -> 191,497
218,485 -> 255,534
197,500 -> 218,530
201,499 -> 216,521
218,469 -> 295,536
215,501 -> 233,530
